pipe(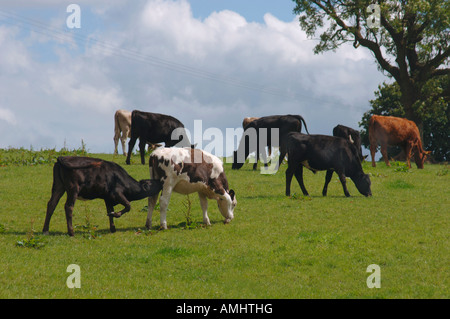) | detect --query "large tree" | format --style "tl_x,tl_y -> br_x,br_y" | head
359,76 -> 449,161
293,0 -> 450,134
